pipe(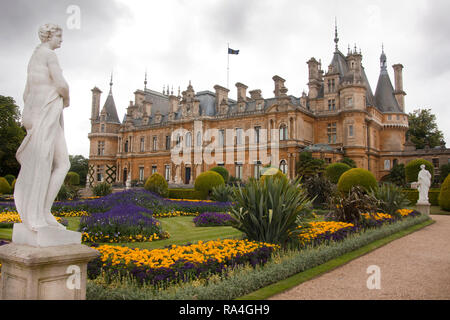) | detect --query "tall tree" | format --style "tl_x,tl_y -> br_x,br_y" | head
0,96 -> 26,176
69,155 -> 89,186
296,151 -> 326,179
407,108 -> 444,149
